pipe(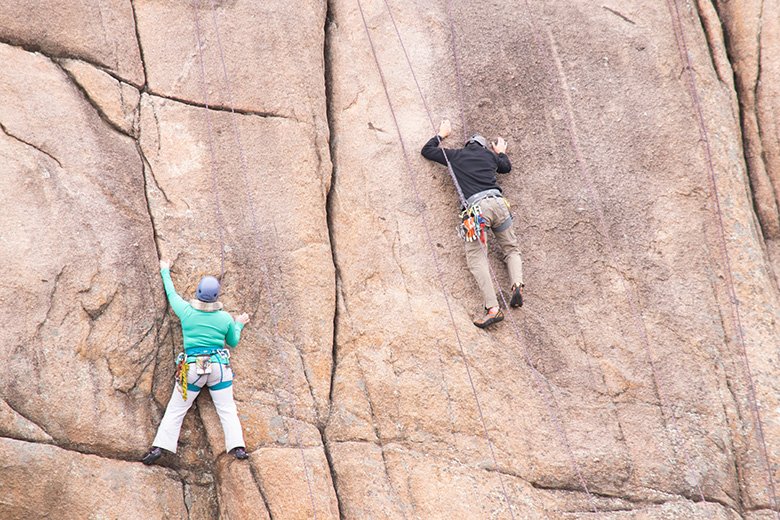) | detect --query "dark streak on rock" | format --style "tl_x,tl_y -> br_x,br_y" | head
601,6 -> 636,25
145,90 -> 295,121
129,0 -> 149,89
34,266 -> 65,340
55,60 -> 136,139
246,457 -> 276,520
318,425 -> 344,520
0,37 -> 139,88
0,122 -> 63,168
